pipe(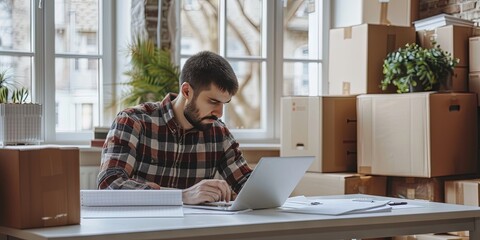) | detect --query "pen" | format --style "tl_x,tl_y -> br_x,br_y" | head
388,201 -> 408,206
352,198 -> 374,203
